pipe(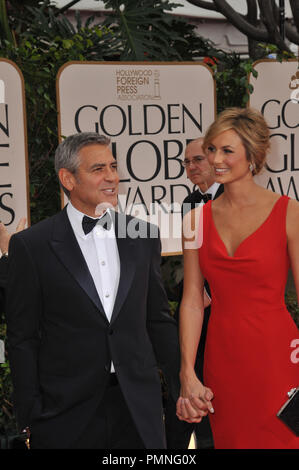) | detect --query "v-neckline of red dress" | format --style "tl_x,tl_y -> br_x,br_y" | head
208,196 -> 284,259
